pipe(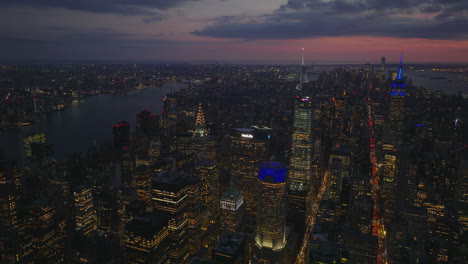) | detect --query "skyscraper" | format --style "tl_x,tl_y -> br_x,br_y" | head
381,54 -> 407,221
193,103 -> 217,162
386,55 -> 407,147
220,188 -> 244,233
125,214 -> 169,264
253,162 -> 287,264
28,197 -> 65,263
113,121 -> 131,150
288,96 -> 313,212
195,103 -> 207,138
0,180 -> 21,263
195,160 -> 220,219
229,126 -> 271,216
152,171 -> 190,264
300,48 -> 308,85
73,185 -> 98,236
135,109 -> 156,140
